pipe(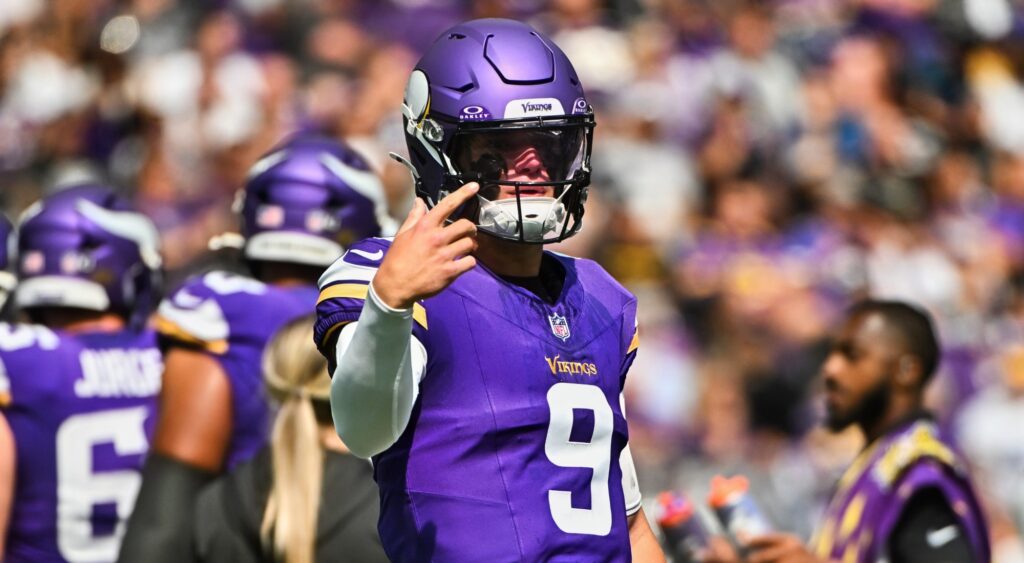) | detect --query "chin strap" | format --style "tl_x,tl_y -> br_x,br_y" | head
388,152 -> 420,182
